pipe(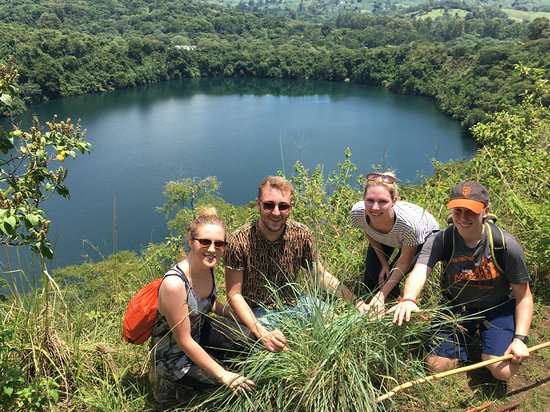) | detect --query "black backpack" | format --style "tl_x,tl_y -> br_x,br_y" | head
442,215 -> 507,273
